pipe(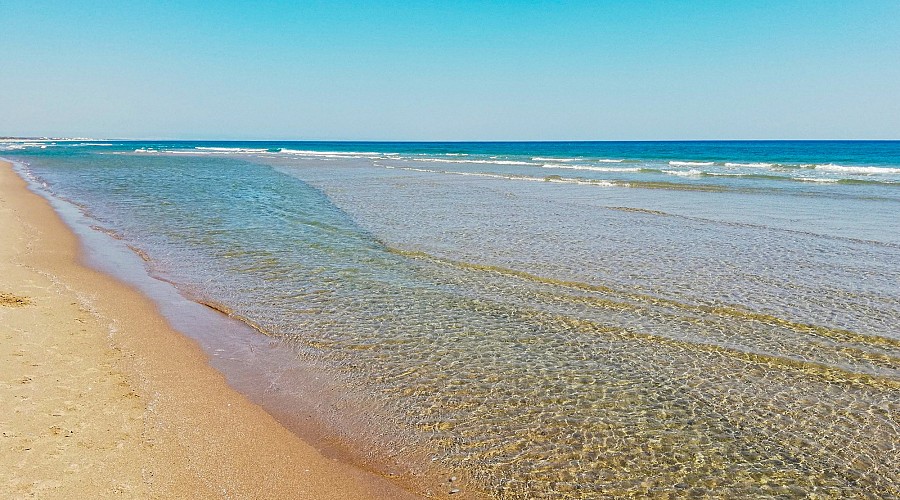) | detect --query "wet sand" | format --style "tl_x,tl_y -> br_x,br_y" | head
0,159 -> 420,499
